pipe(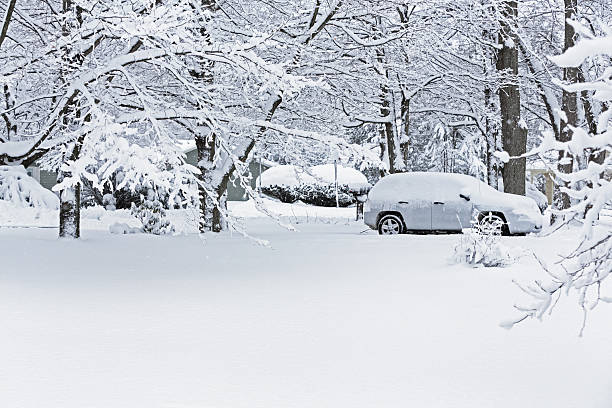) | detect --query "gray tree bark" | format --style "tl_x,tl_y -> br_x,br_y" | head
496,0 -> 527,195
556,0 -> 579,211
57,0 -> 84,238
190,0 -> 221,233
483,19 -> 501,189
0,0 -> 16,50
59,183 -> 81,238
1,0 -> 17,143
195,131 -> 216,233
